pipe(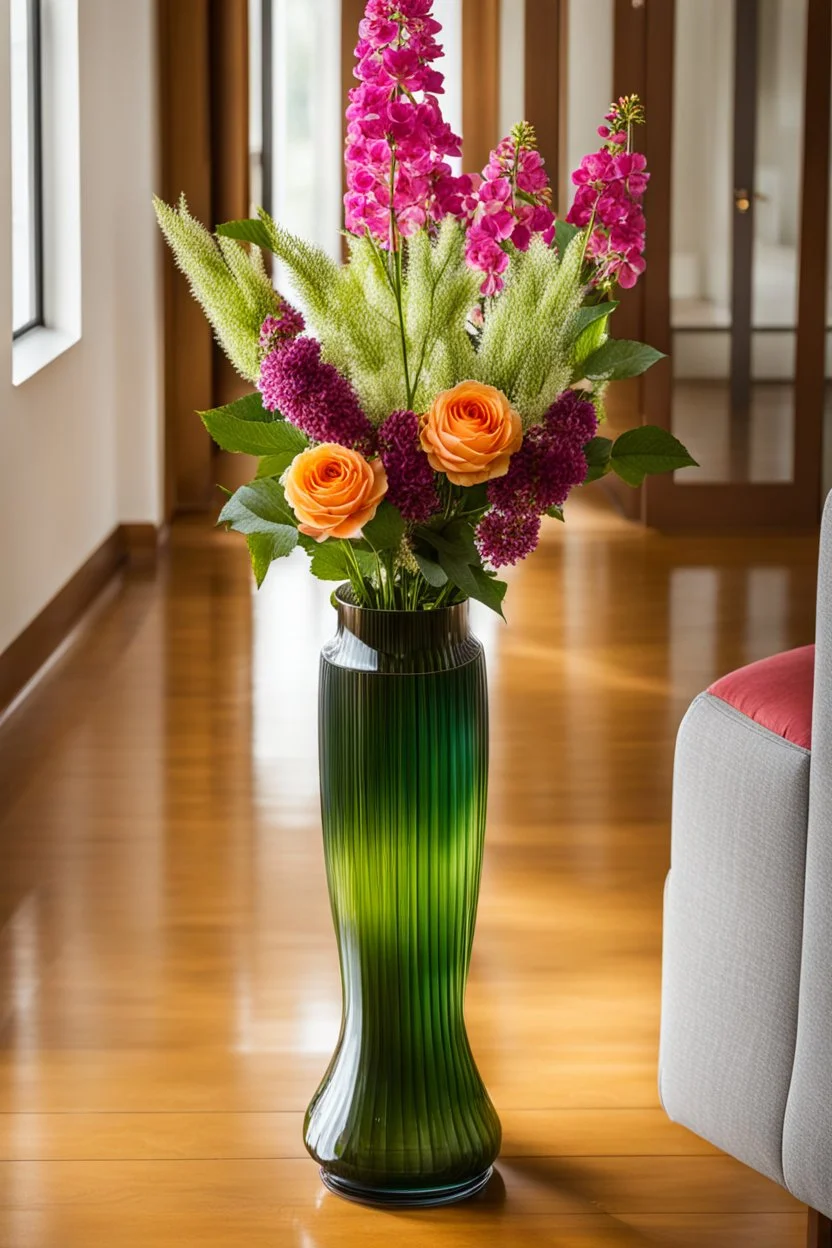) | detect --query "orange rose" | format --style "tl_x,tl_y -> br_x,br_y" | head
420,380 -> 522,486
284,444 -> 388,542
